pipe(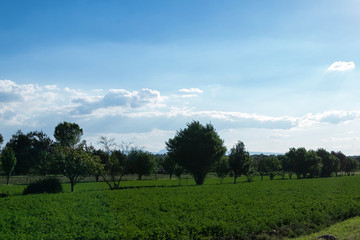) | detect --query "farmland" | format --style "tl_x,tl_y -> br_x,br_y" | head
1,175 -> 360,239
